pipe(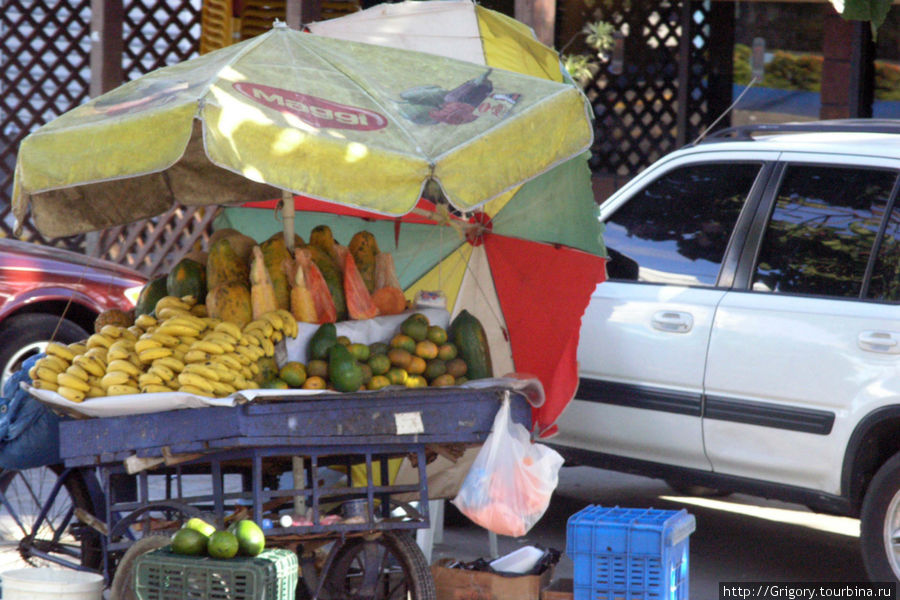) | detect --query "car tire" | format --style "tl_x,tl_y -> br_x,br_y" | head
0,313 -> 89,388
860,451 -> 900,583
